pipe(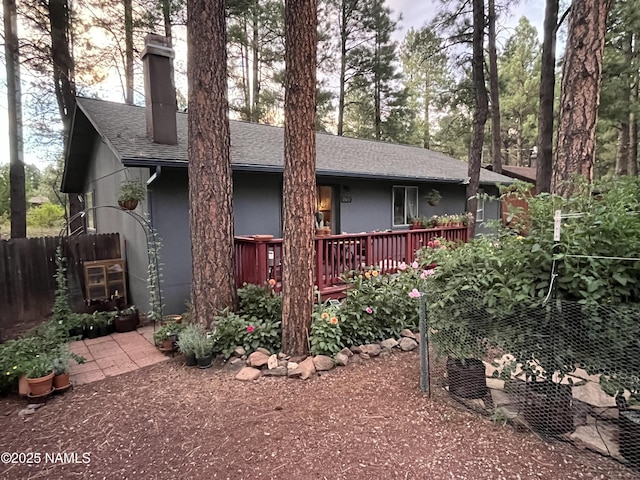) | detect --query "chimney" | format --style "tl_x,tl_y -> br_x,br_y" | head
141,34 -> 177,145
